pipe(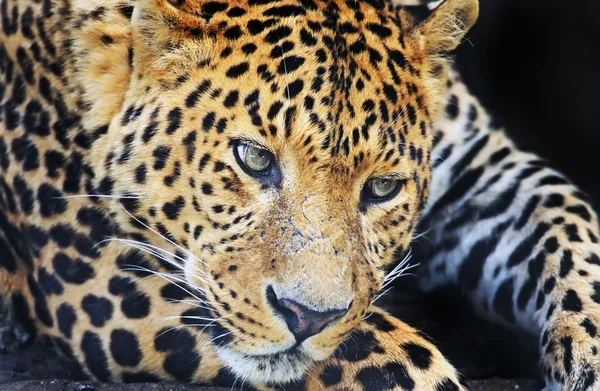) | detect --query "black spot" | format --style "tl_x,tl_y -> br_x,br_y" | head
223,90 -> 239,108
161,283 -> 193,302
81,294 -> 113,327
163,196 -> 185,220
13,175 -> 34,214
320,364 -> 342,386
402,342 -> 432,370
277,55 -> 305,74
115,250 -> 154,277
566,204 -> 592,222
73,234 -> 100,259
201,183 -> 213,195
27,274 -> 53,327
286,79 -> 304,99
186,80 -> 211,108
489,147 -> 511,166
49,224 -> 74,248
562,290 -> 583,312
564,224 -> 582,242
225,62 -> 249,78
121,292 -> 151,319
201,112 -> 216,132
356,362 -> 415,391
364,312 -> 396,332
544,193 -> 565,208
559,250 -> 574,278
561,336 -> 573,375
152,146 -> 171,170
581,318 -> 597,338
16,47 -> 35,84
53,252 -> 95,284
141,120 -> 158,143
23,99 -> 50,136
56,303 -> 77,339
37,183 -> 67,217
586,254 -> 600,266
263,5 -> 305,17
134,164 -> 147,184
37,267 -> 63,295
154,328 -> 200,382
365,22 -> 392,38
382,83 -> 397,104
108,276 -> 137,296
334,329 -> 384,362
81,331 -> 111,382
446,95 -> 459,119
436,378 -> 460,391
0,234 -> 17,272
544,237 -> 559,254
76,207 -> 115,243
110,329 -> 142,367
